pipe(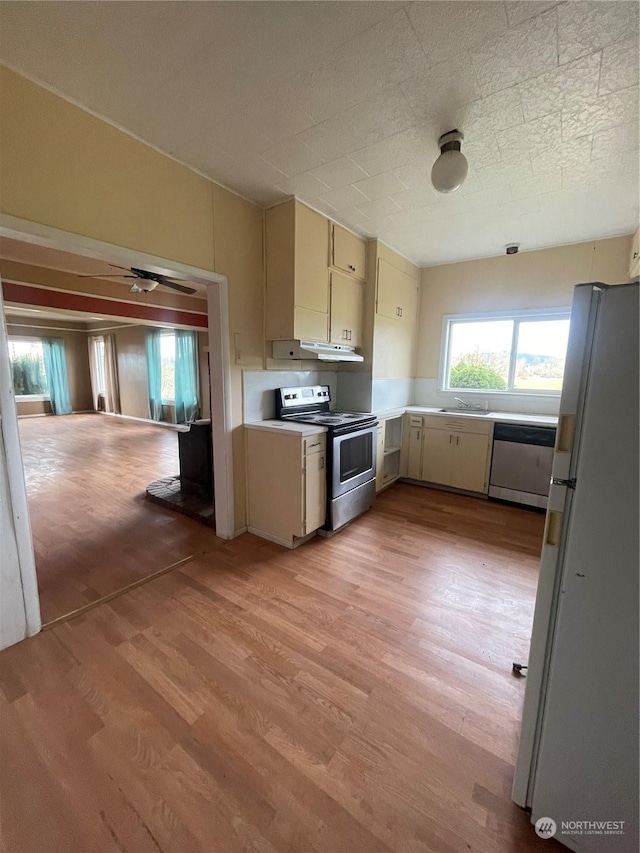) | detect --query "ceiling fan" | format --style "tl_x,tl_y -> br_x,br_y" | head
78,264 -> 197,295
